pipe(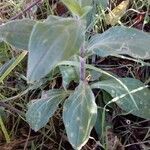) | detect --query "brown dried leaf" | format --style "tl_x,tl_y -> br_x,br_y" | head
106,0 -> 129,25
